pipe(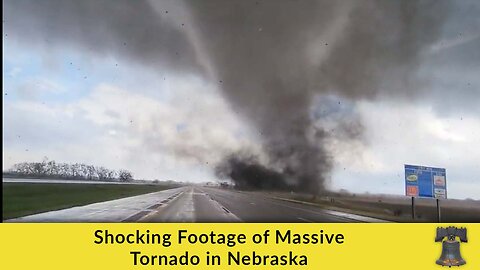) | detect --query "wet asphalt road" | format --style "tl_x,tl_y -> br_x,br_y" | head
10,186 -> 383,222
145,186 -> 360,223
